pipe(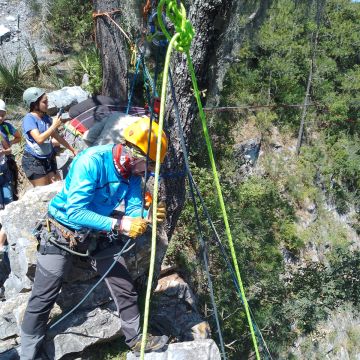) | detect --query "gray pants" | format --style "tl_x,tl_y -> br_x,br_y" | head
20,245 -> 140,360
